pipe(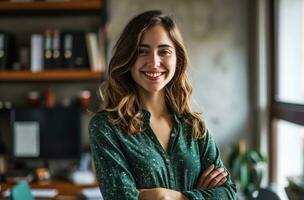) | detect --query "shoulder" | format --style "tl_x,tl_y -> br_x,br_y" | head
90,111 -> 110,126
89,111 -> 116,137
197,130 -> 221,157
